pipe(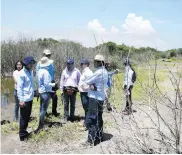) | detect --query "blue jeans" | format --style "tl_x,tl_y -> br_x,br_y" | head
80,92 -> 89,126
63,92 -> 76,118
14,89 -> 20,120
39,93 -> 50,126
